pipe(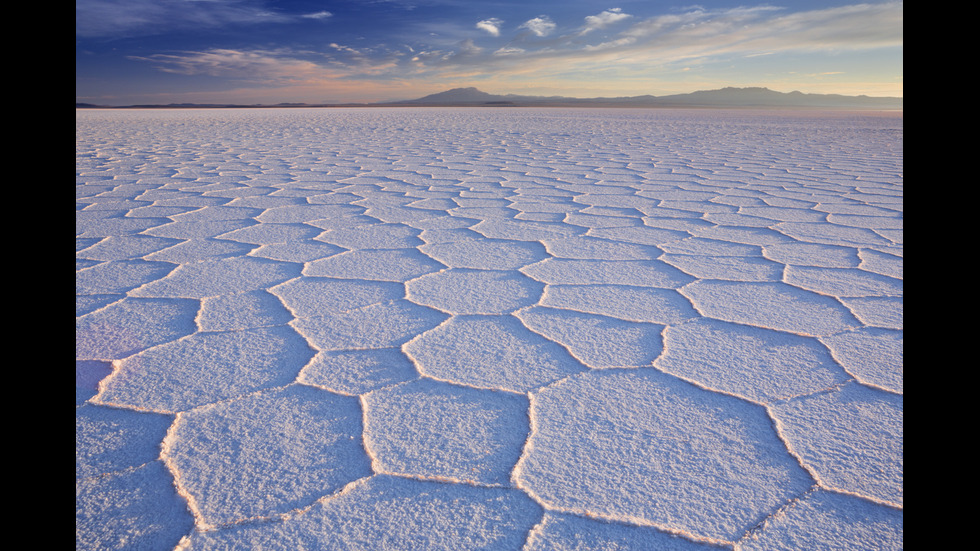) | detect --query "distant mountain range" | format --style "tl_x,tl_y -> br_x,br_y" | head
77,86 -> 902,110
389,87 -> 902,109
